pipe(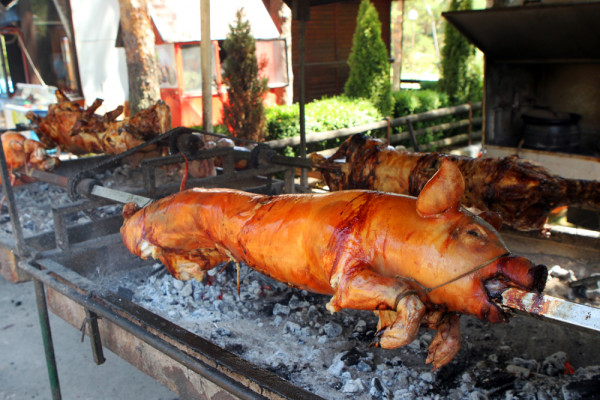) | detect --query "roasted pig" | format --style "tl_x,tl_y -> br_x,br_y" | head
26,90 -> 171,155
311,134 -> 600,231
0,132 -> 59,185
121,159 -> 547,369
